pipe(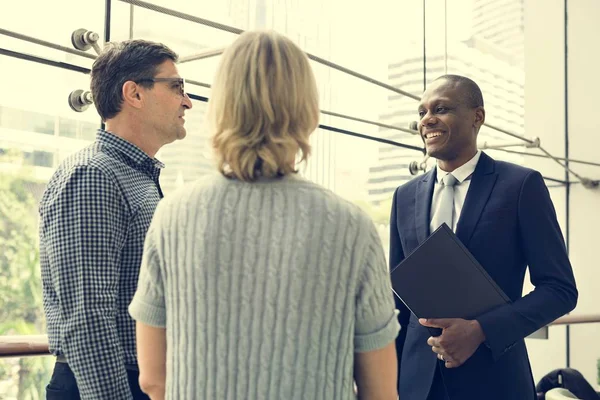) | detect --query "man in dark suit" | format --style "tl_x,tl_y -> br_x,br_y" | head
389,74 -> 578,400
